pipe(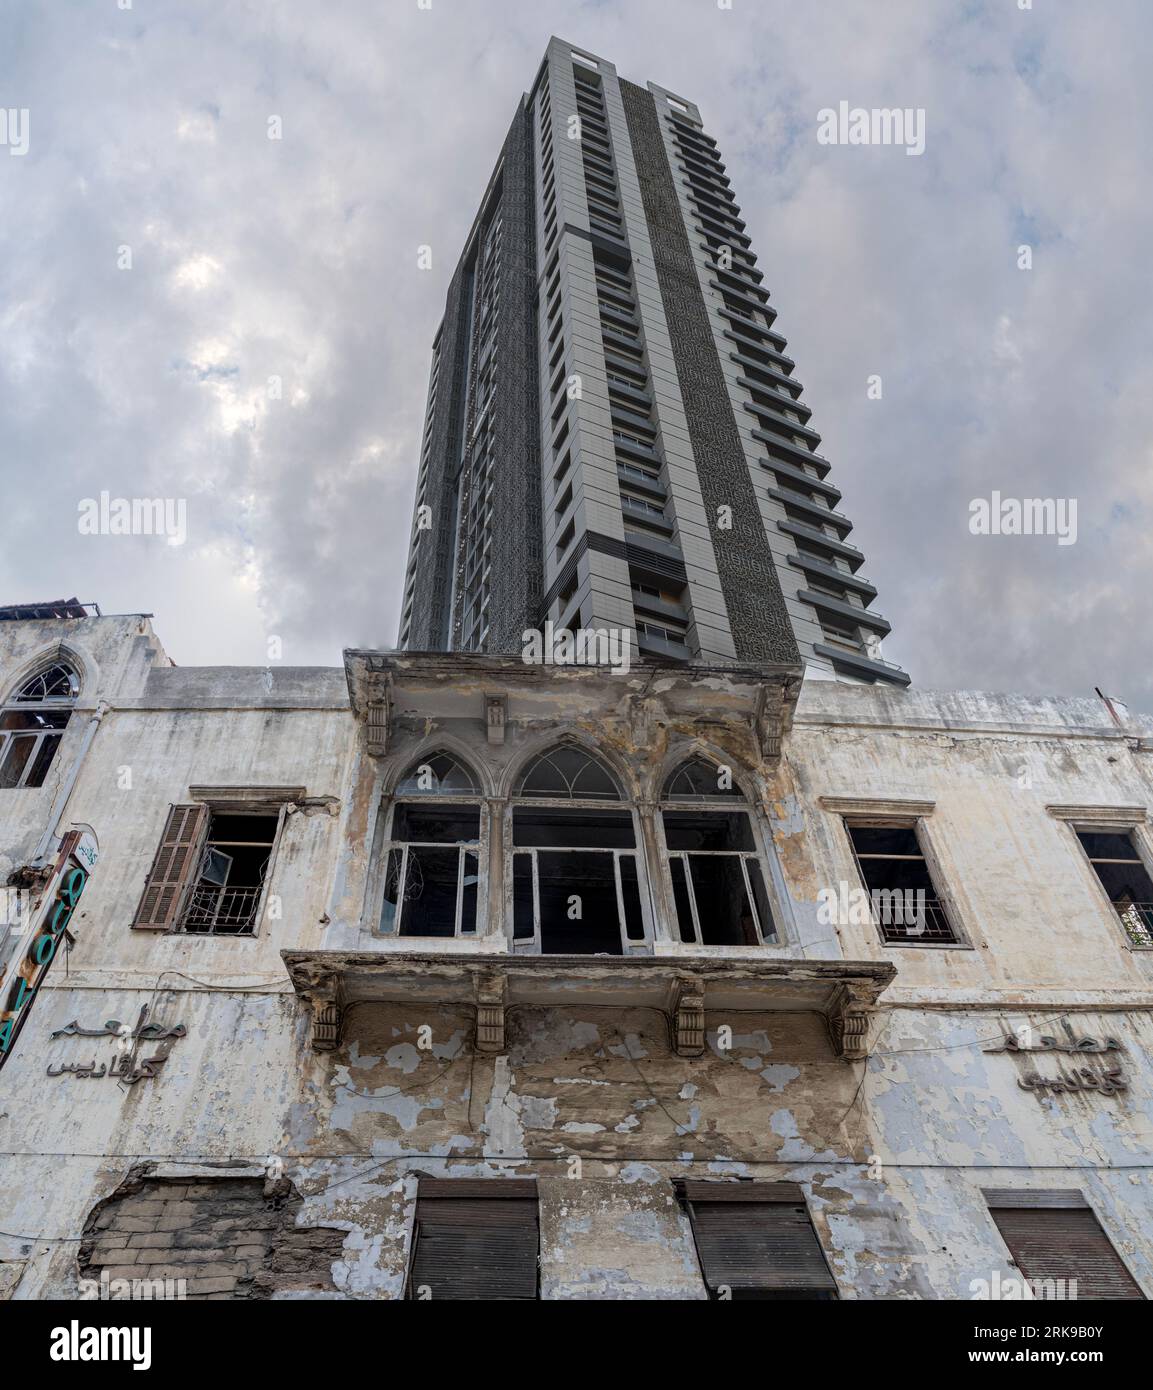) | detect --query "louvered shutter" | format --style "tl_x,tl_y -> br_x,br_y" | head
990,1207 -> 1144,1300
408,1179 -> 538,1300
132,804 -> 209,930
683,1182 -> 837,1295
